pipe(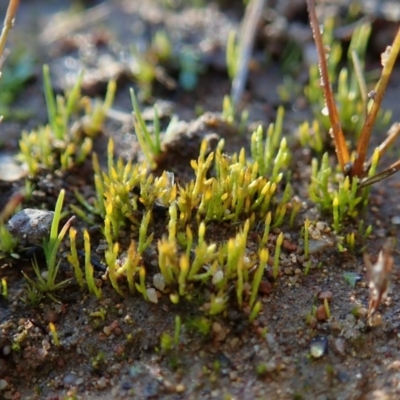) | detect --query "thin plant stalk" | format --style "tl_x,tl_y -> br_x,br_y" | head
352,28 -> 400,177
306,0 -> 350,171
0,0 -> 19,63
